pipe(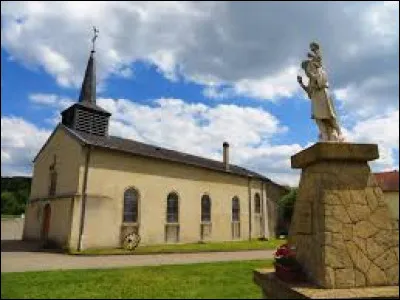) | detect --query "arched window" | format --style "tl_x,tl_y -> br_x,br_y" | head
123,188 -> 139,223
48,155 -> 57,196
232,196 -> 240,222
166,192 -> 179,223
201,195 -> 211,222
48,170 -> 57,196
254,193 -> 261,214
